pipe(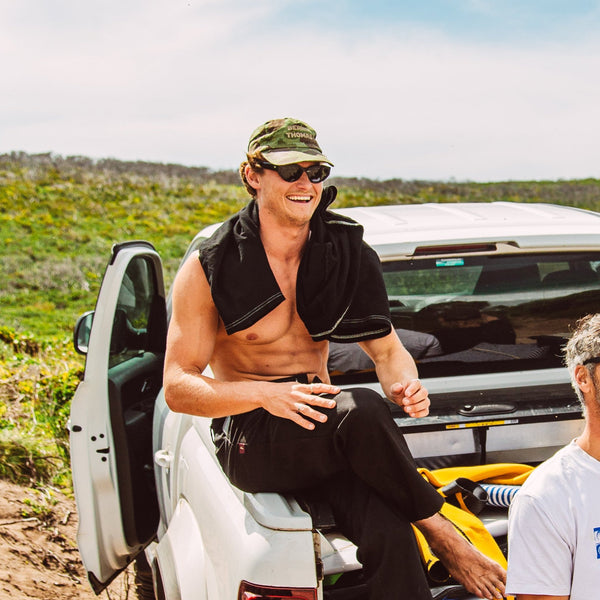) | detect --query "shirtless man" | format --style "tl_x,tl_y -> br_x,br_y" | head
164,117 -> 506,600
